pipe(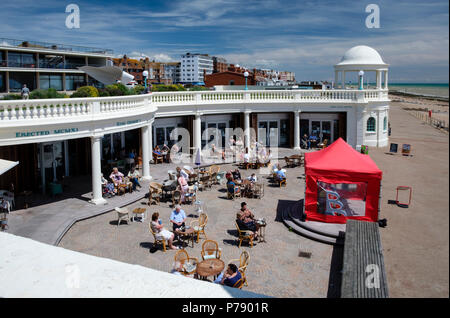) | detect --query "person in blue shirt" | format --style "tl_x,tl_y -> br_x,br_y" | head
276,169 -> 286,180
214,264 -> 242,287
227,177 -> 240,195
170,205 -> 187,231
